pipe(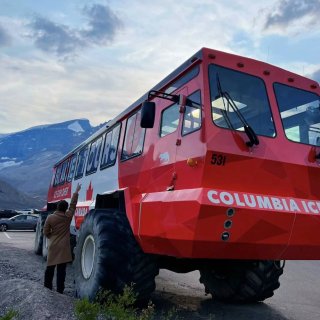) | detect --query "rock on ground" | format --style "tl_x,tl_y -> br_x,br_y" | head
0,279 -> 76,320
